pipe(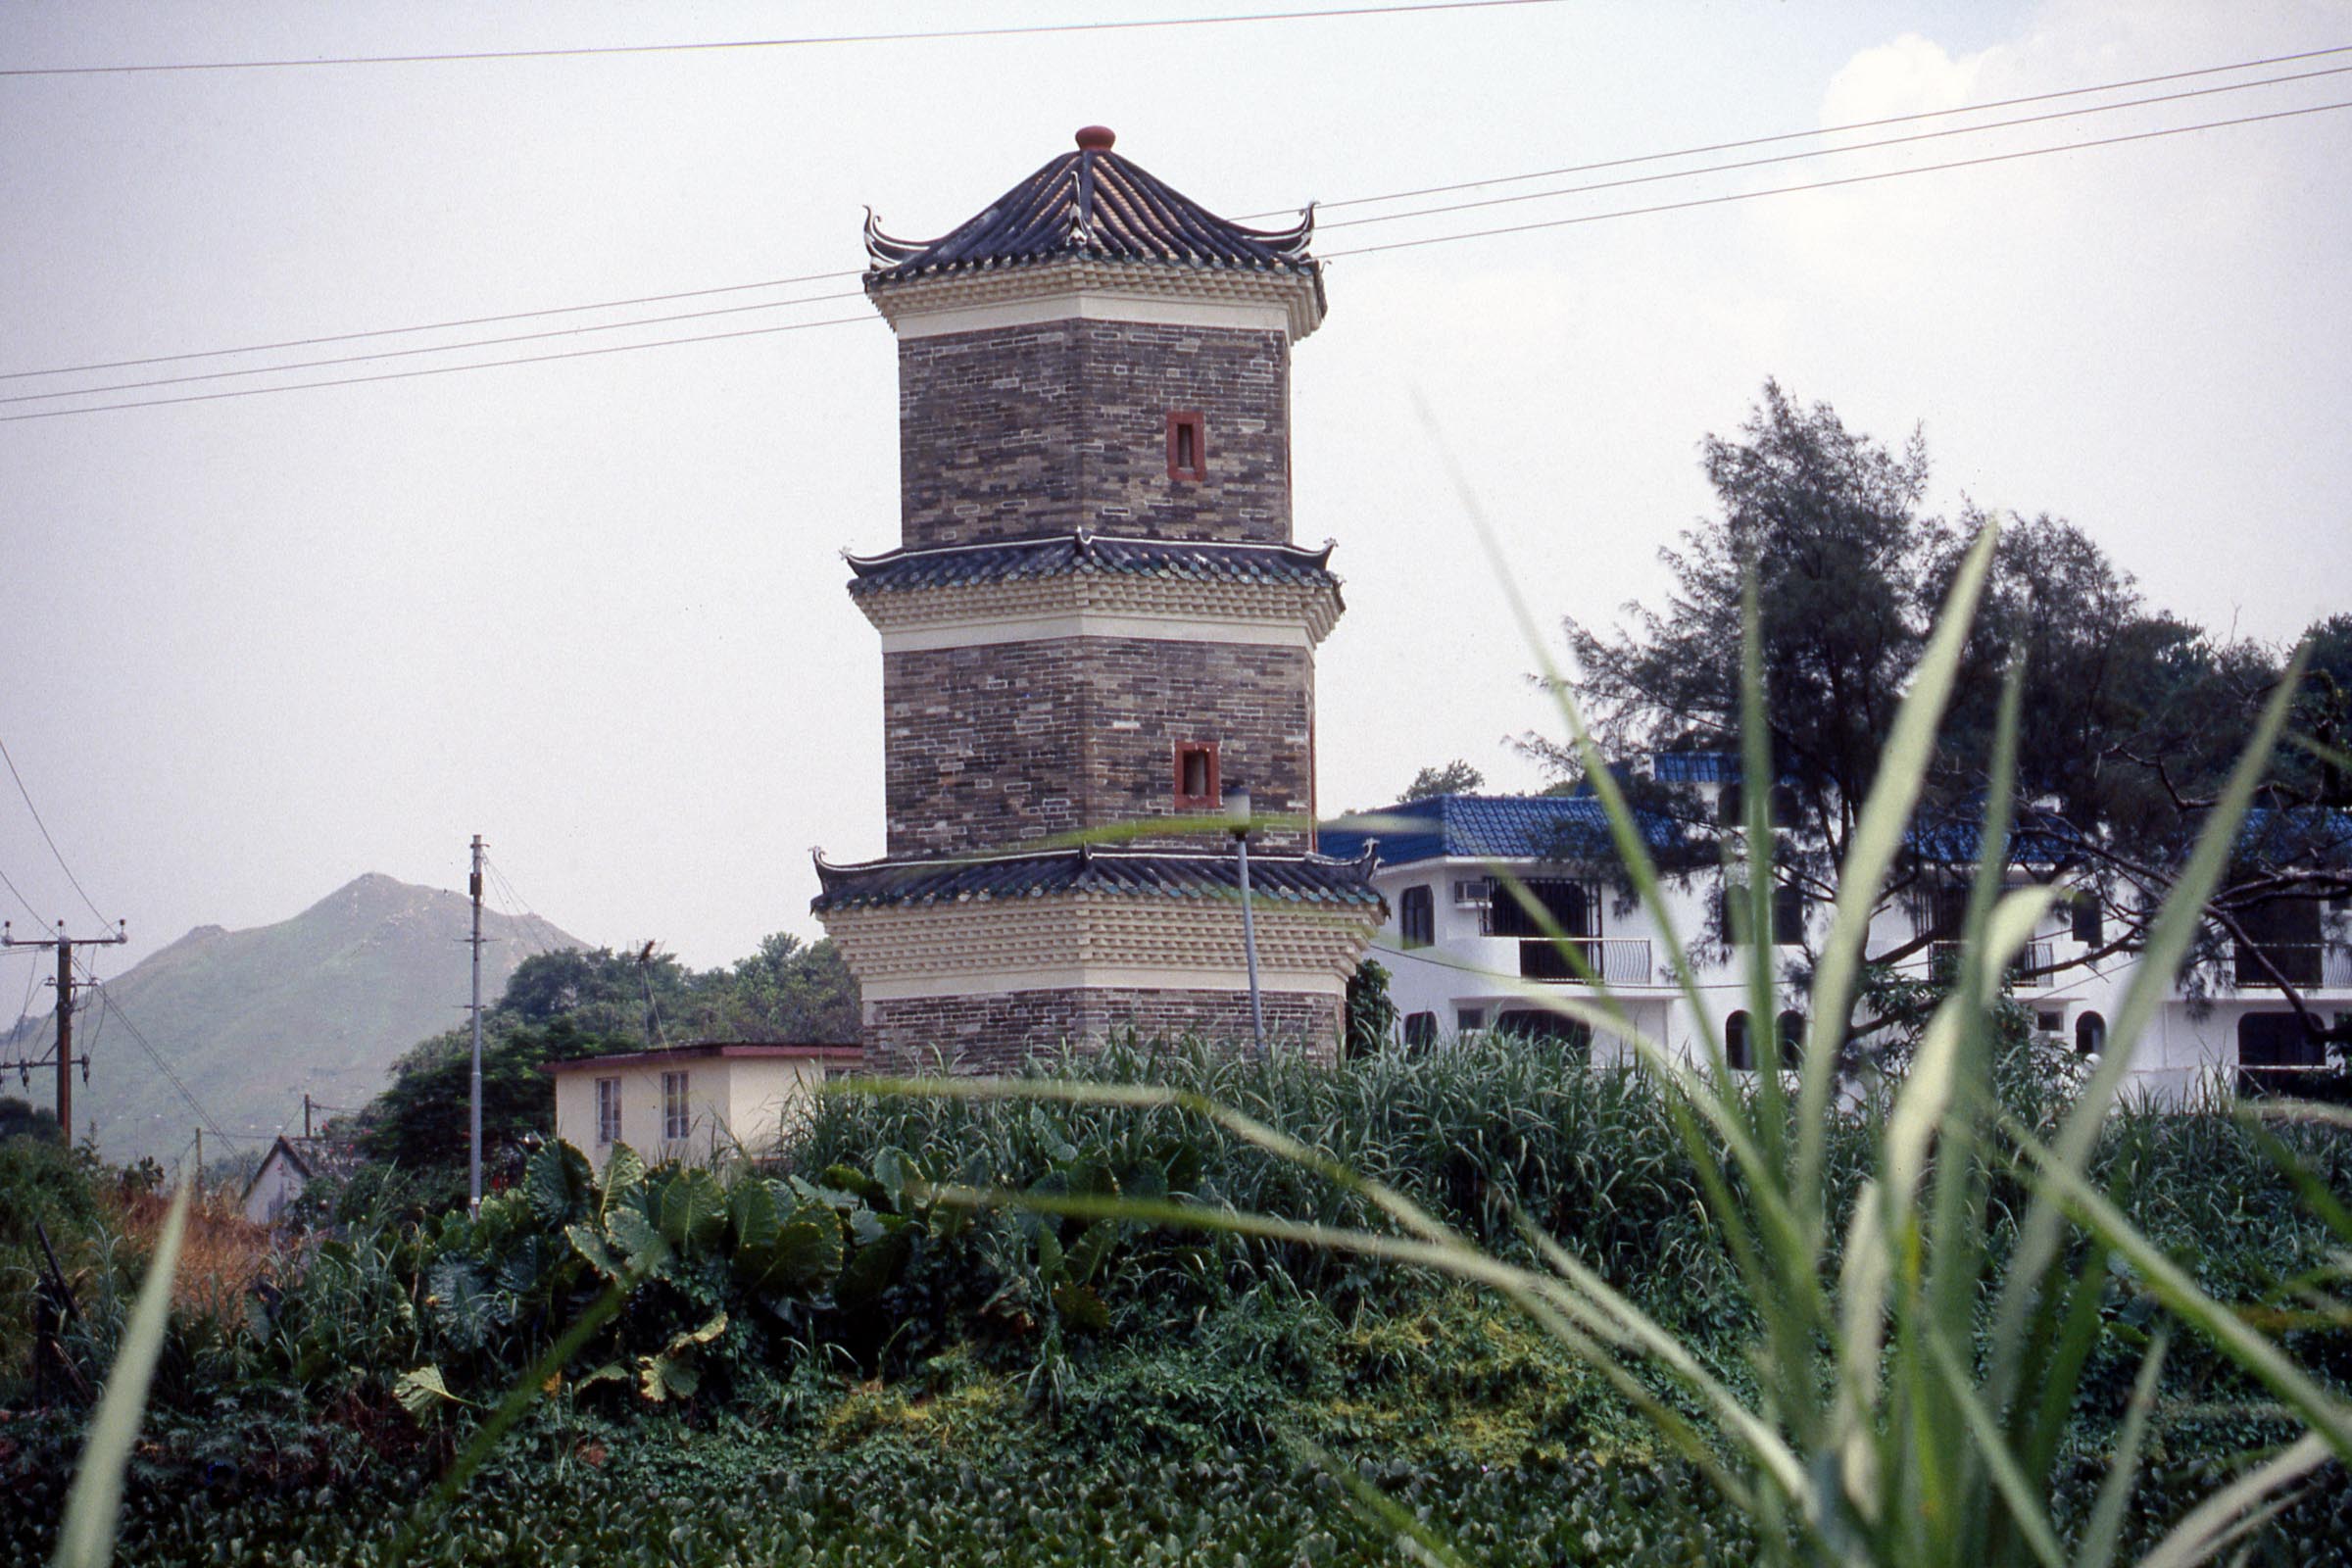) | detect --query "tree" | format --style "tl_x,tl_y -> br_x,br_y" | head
1541,380 -> 2351,1052
1344,958 -> 1396,1058
1401,760 -> 1485,801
